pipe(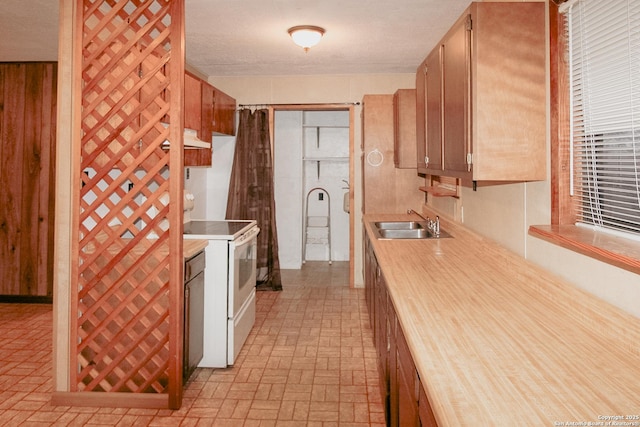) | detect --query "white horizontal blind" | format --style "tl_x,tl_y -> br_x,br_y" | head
561,0 -> 640,235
